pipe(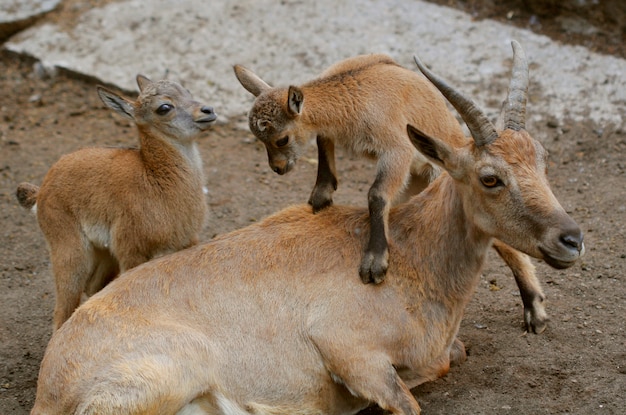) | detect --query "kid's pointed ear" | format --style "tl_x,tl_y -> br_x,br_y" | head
287,86 -> 304,116
97,86 -> 135,120
136,74 -> 152,92
233,65 -> 272,97
407,124 -> 461,176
